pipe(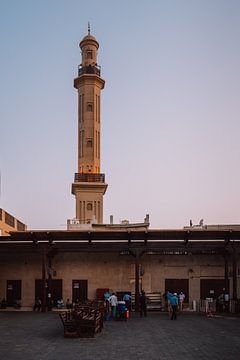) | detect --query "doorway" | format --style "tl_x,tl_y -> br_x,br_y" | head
35,279 -> 62,306
200,279 -> 229,300
165,279 -> 189,301
72,280 -> 88,302
6,280 -> 21,306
